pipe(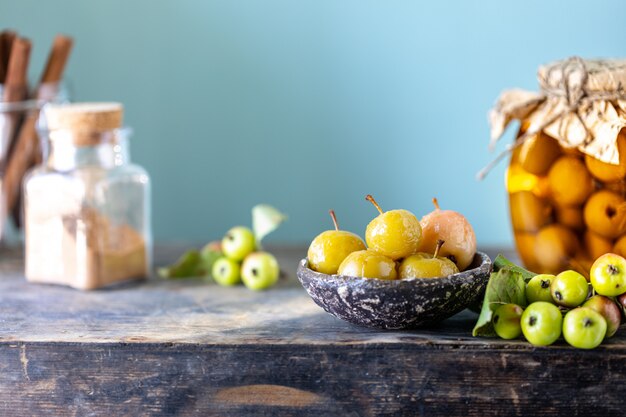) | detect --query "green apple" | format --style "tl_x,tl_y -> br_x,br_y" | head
526,274 -> 556,304
222,226 -> 256,262
493,303 -> 524,339
590,253 -> 626,297
583,295 -> 621,338
212,257 -> 241,286
562,307 -> 607,349
520,302 -> 563,346
550,270 -> 589,308
241,252 -> 279,291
